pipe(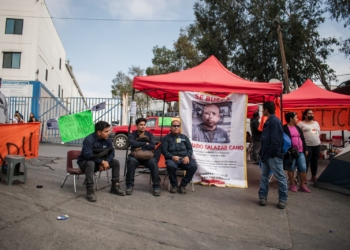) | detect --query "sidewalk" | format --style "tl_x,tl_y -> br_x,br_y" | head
0,143 -> 349,250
